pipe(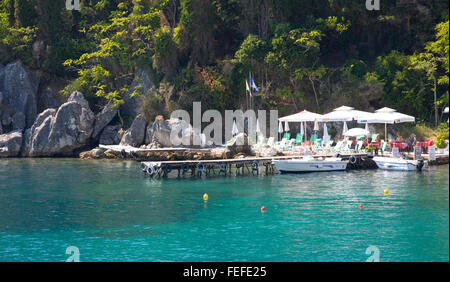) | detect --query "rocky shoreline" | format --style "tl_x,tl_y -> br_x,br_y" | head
1,61 -> 448,165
